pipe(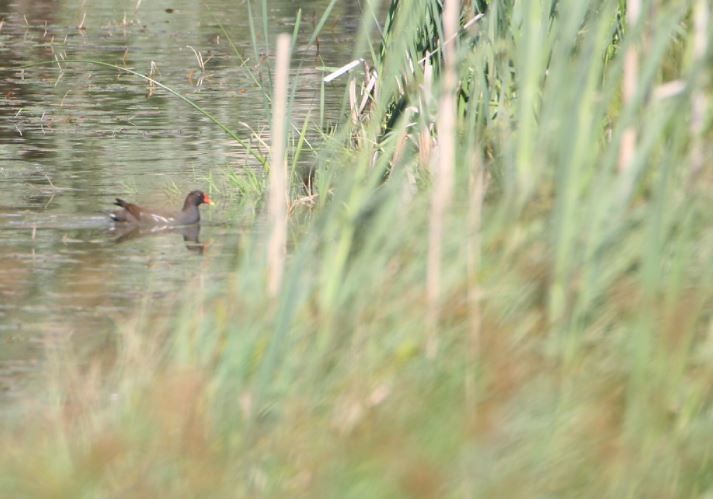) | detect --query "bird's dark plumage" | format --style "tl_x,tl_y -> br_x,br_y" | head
110,191 -> 213,225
